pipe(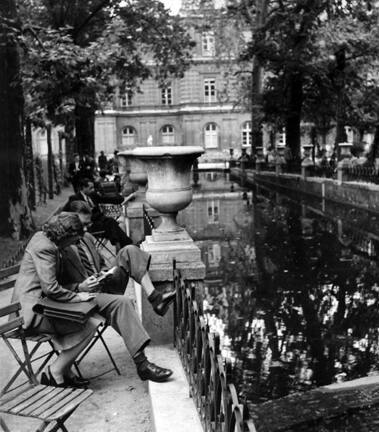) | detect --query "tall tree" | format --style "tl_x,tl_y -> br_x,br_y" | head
224,0 -> 379,160
0,0 -> 33,238
18,0 -> 195,156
